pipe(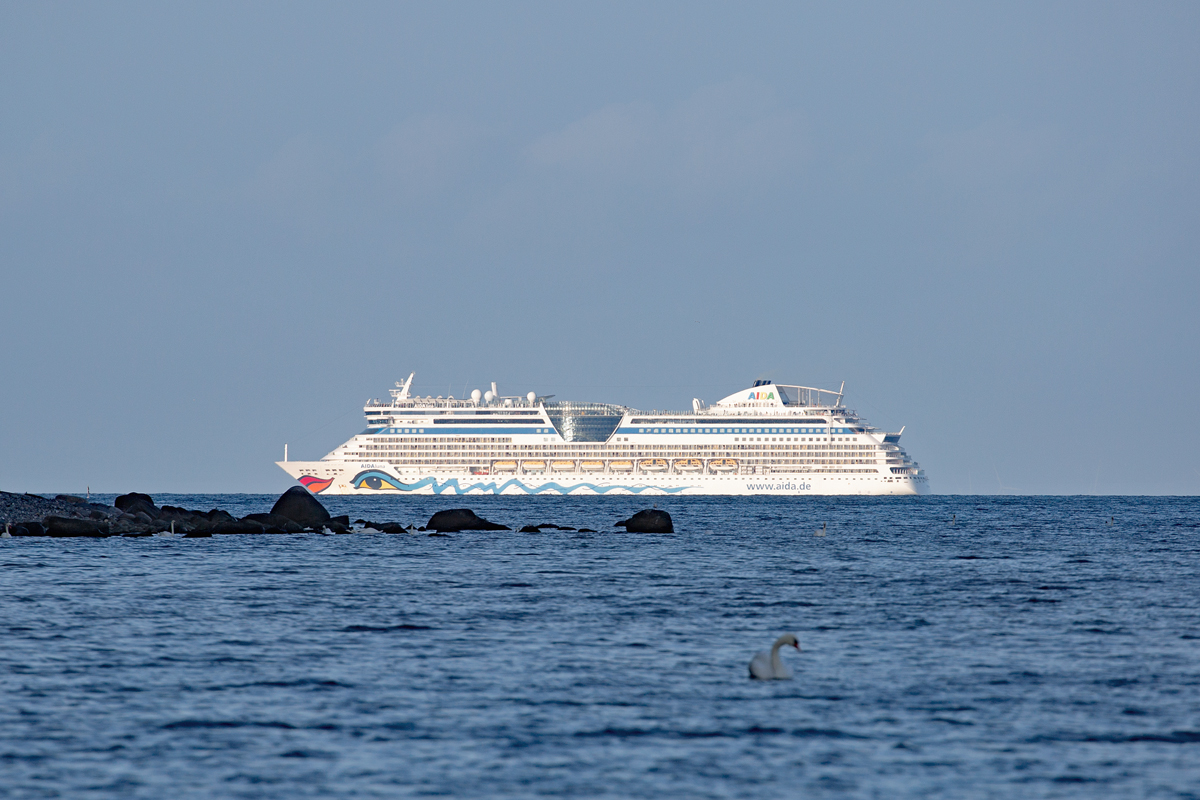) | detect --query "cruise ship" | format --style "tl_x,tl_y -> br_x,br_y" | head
277,374 -> 928,495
